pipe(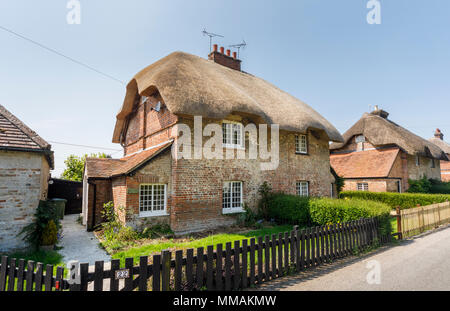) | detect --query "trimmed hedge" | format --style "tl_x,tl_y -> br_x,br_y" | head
340,191 -> 450,210
266,194 -> 392,236
266,194 -> 310,225
309,198 -> 392,236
